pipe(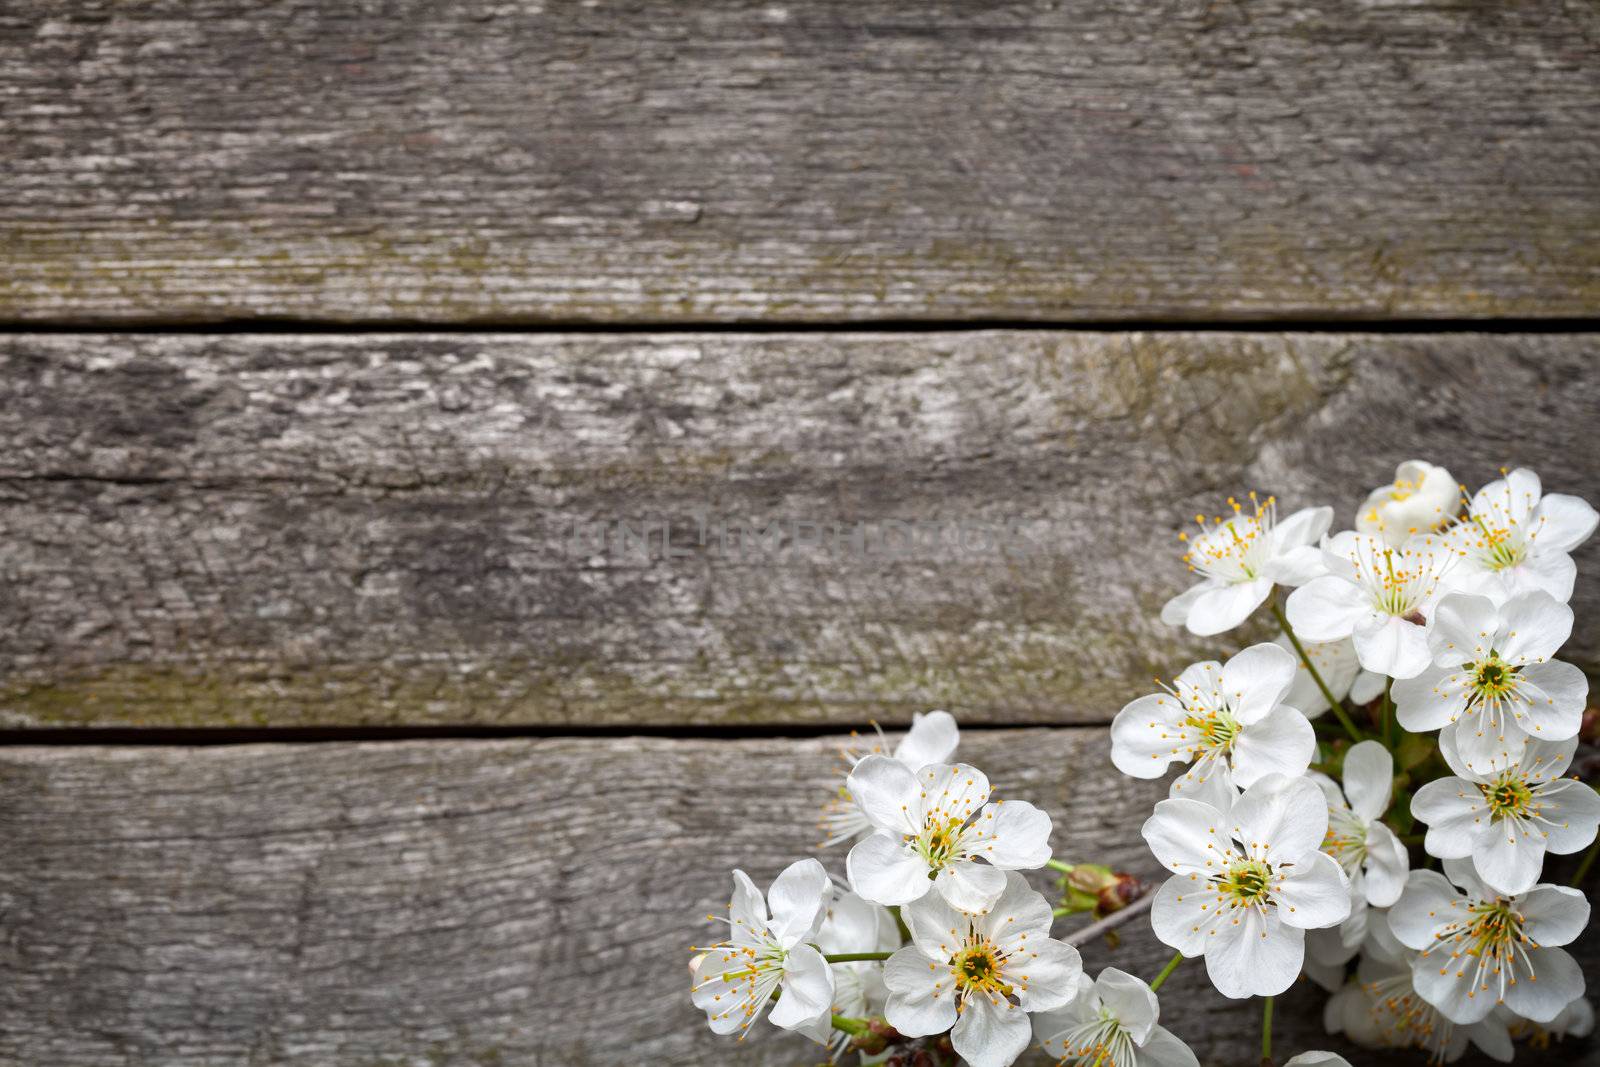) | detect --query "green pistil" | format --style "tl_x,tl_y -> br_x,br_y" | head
1482,775 -> 1534,820
917,816 -> 965,872
1185,710 -> 1241,751
1218,860 -> 1274,904
1472,655 -> 1518,699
